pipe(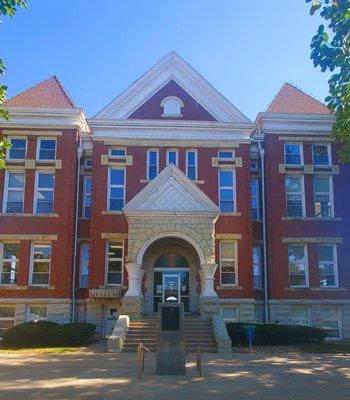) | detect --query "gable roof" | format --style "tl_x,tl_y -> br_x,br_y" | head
123,164 -> 220,215
94,51 -> 251,123
267,83 -> 330,114
4,76 -> 75,108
